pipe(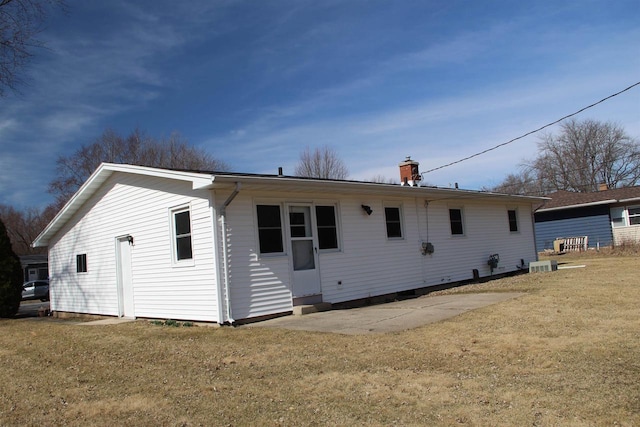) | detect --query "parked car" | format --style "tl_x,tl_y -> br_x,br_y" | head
21,280 -> 49,302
